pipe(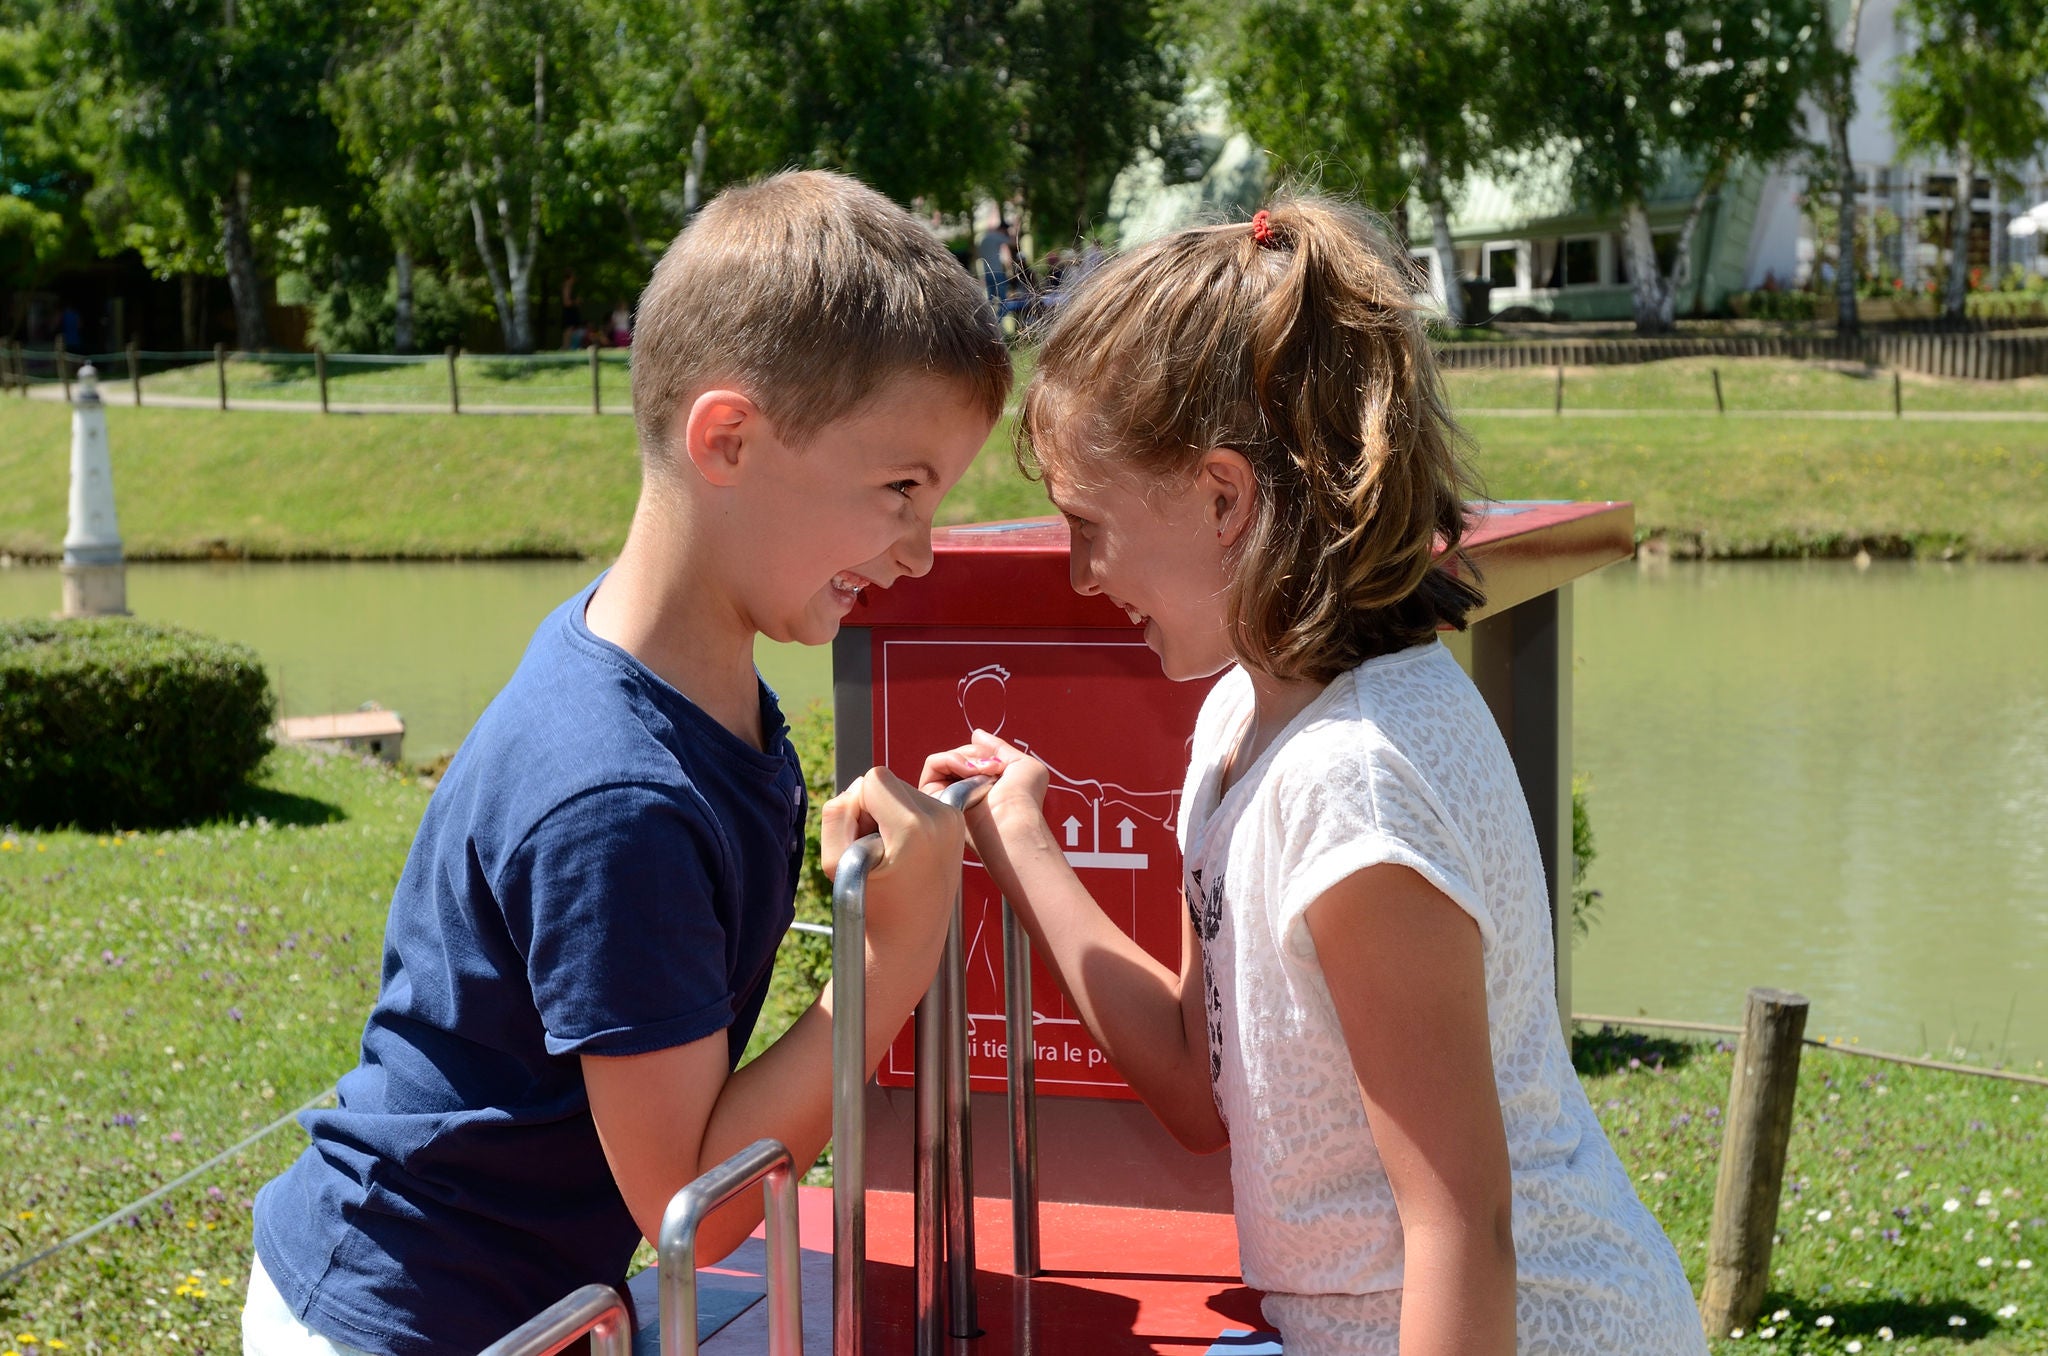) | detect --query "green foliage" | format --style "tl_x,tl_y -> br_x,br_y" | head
308,266 -> 488,354
1223,0 -> 1483,218
0,619 -> 274,831
1008,0 -> 1190,245
1570,771 -> 1600,938
1730,288 -> 1826,322
1887,0 -> 2048,184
